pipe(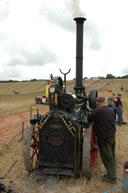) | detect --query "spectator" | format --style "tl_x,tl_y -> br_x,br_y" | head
88,96 -> 117,184
106,93 -> 116,108
114,94 -> 123,126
